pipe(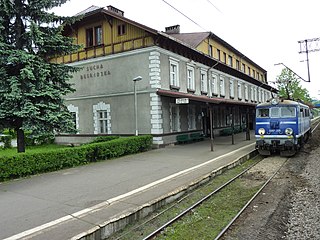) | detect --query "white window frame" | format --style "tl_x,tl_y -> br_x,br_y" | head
220,76 -> 225,96
229,79 -> 234,98
254,88 -> 258,102
200,69 -> 208,93
237,81 -> 242,99
97,110 -> 109,134
67,104 -> 79,132
250,86 -> 254,102
169,58 -> 179,87
187,65 -> 195,91
93,102 -> 111,134
211,73 -> 218,95
228,55 -> 233,67
244,85 -> 249,100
